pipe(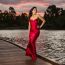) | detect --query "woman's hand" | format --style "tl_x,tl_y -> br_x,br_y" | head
37,25 -> 40,29
37,25 -> 43,29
